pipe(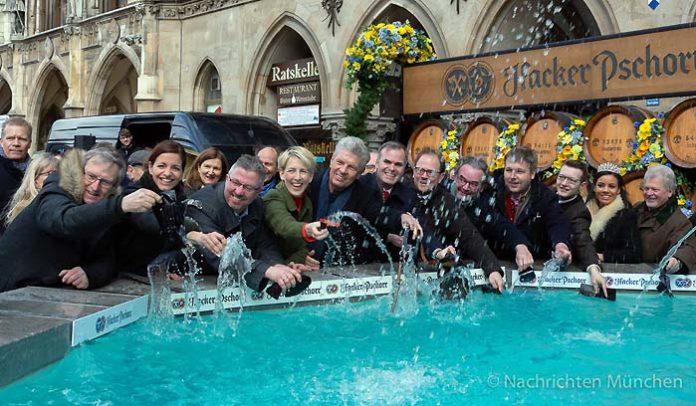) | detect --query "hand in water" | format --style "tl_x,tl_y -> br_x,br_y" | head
400,213 -> 422,240
265,264 -> 303,292
514,244 -> 534,271
587,264 -> 608,297
304,250 -> 320,270
187,231 -> 226,256
488,272 -> 504,293
553,242 -> 572,264
386,233 -> 403,248
434,245 -> 456,261
665,257 -> 682,273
